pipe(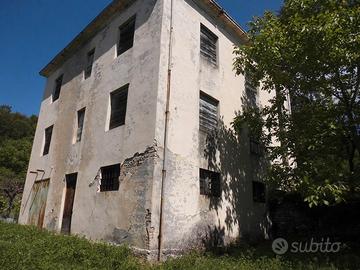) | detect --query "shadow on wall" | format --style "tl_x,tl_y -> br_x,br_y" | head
200,94 -> 270,250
